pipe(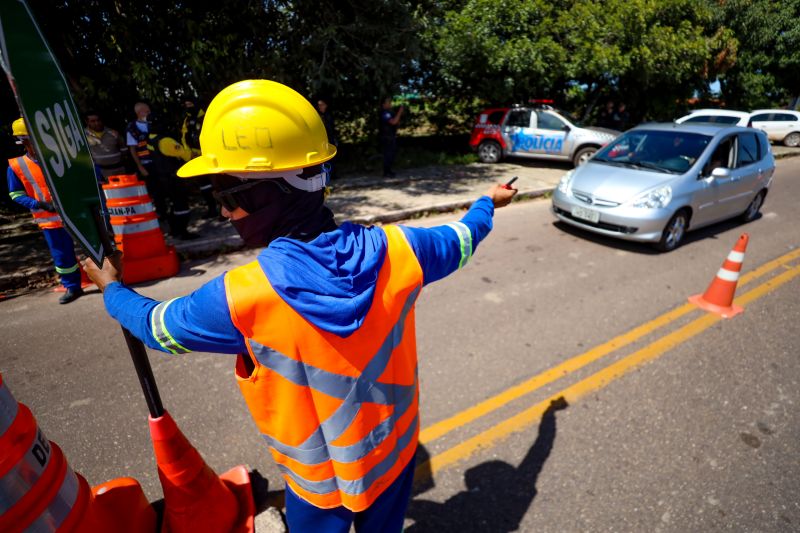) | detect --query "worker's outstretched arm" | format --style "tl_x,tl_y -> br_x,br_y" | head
399,184 -> 516,285
83,252 -> 247,355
